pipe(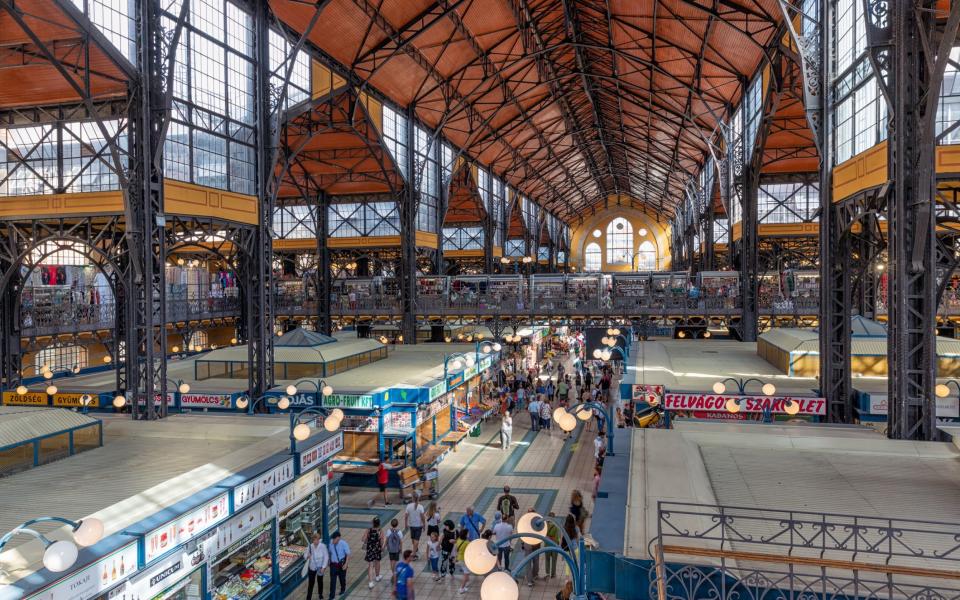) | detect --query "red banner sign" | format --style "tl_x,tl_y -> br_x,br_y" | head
663,393 -> 826,416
